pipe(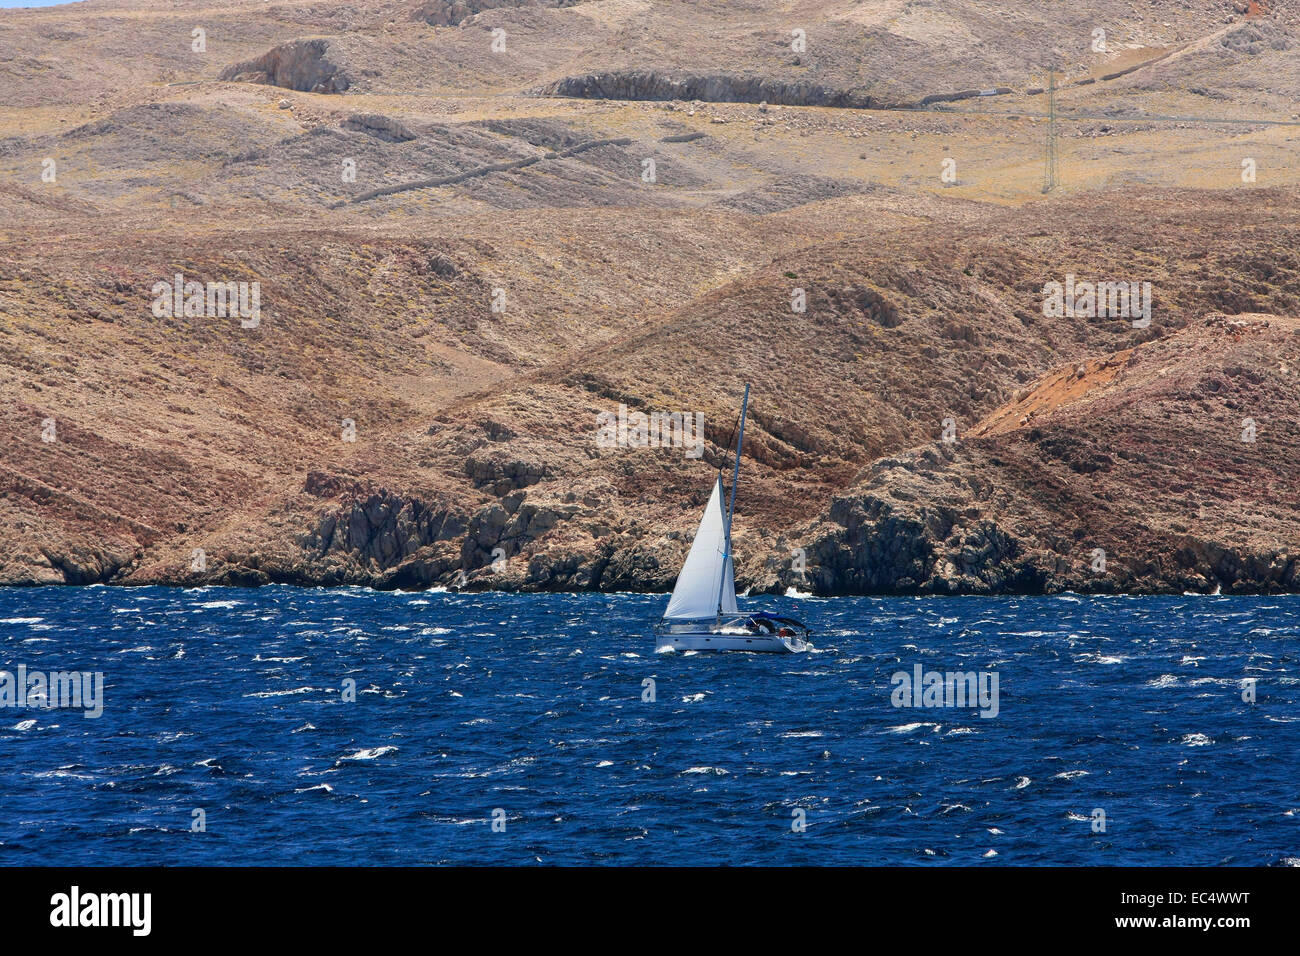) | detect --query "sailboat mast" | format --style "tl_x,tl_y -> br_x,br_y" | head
725,384 -> 749,539
718,383 -> 749,620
